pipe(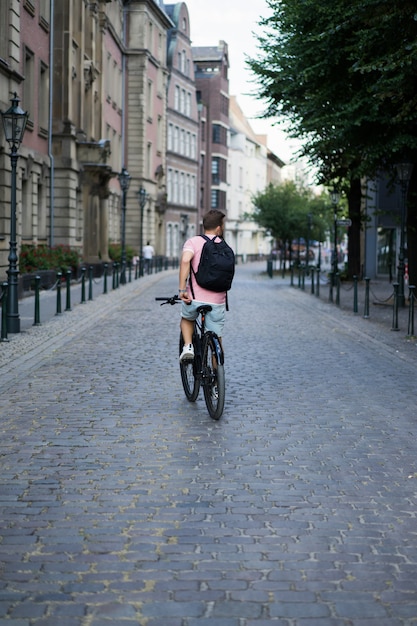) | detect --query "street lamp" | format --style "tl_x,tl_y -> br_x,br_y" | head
137,186 -> 148,277
395,162 -> 413,307
0,93 -> 29,333
118,166 -> 131,285
330,188 -> 340,280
